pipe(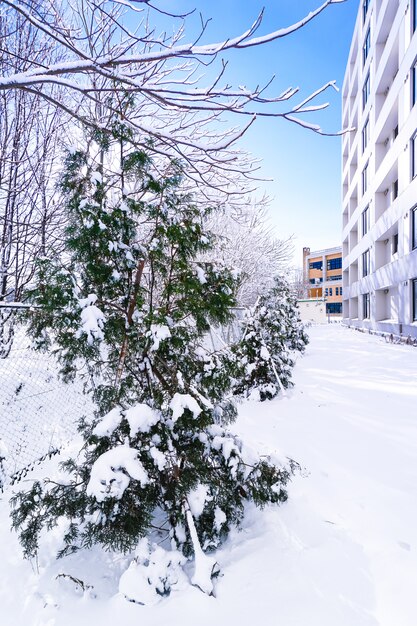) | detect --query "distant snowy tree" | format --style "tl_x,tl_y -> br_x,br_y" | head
270,276 -> 309,353
288,266 -> 309,300
232,276 -> 309,401
11,130 -> 294,598
0,4 -> 66,354
207,204 -> 293,307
